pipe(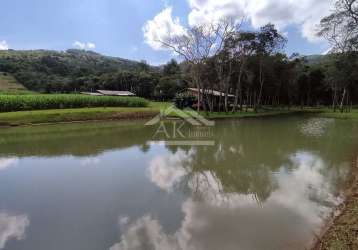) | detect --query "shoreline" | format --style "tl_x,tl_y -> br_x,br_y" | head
0,108 -> 315,127
312,153 -> 358,250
